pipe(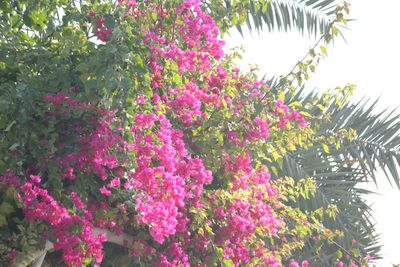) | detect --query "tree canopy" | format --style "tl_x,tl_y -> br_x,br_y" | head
0,1 -> 386,266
